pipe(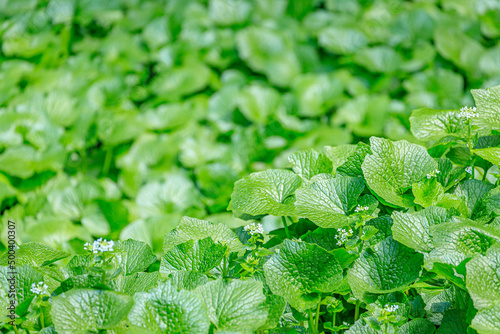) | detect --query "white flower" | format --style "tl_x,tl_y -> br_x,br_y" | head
31,282 -> 49,295
87,238 -> 115,254
354,205 -> 370,213
84,242 -> 93,252
465,166 -> 473,175
335,227 -> 353,246
243,223 -> 264,235
459,106 -> 478,120
384,304 -> 399,313
426,169 -> 440,179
